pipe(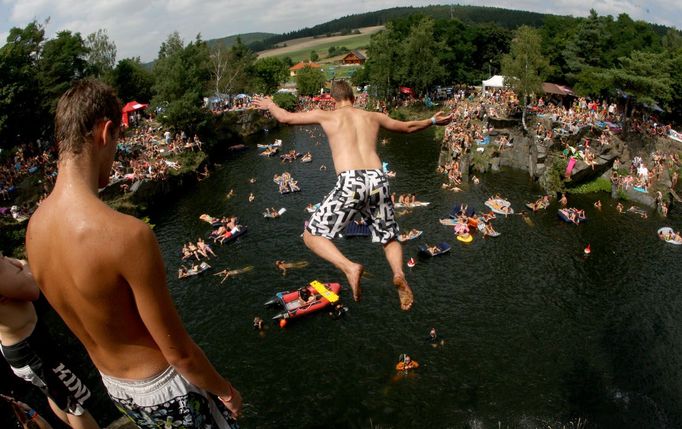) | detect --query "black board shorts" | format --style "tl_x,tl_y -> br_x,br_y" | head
0,322 -> 91,415
307,169 -> 399,244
